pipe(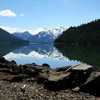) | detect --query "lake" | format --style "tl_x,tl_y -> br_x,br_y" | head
0,43 -> 100,69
